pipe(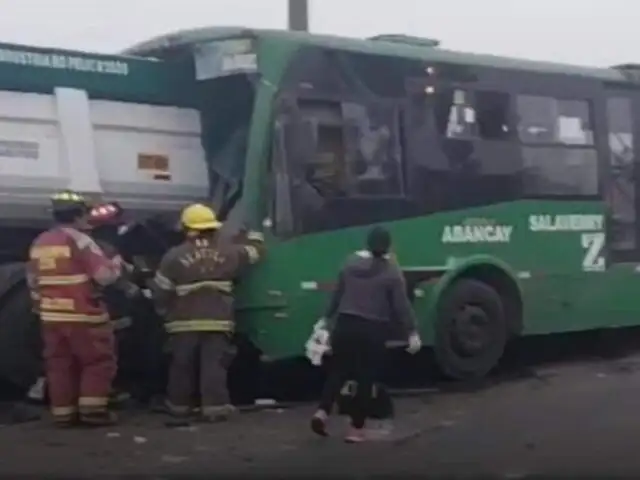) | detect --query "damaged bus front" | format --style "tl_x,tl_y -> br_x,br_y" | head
125,31 -> 262,234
